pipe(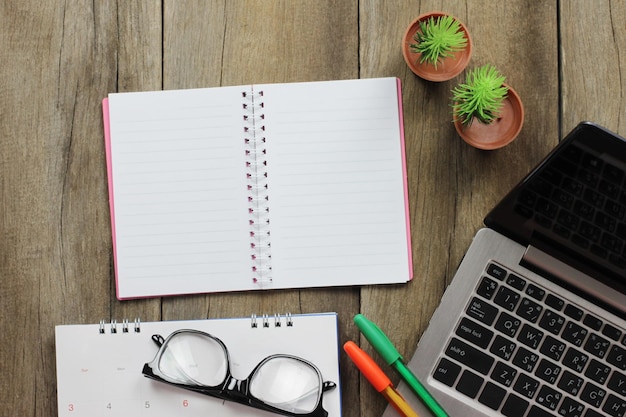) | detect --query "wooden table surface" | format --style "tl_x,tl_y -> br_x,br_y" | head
1,1 -> 625,416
